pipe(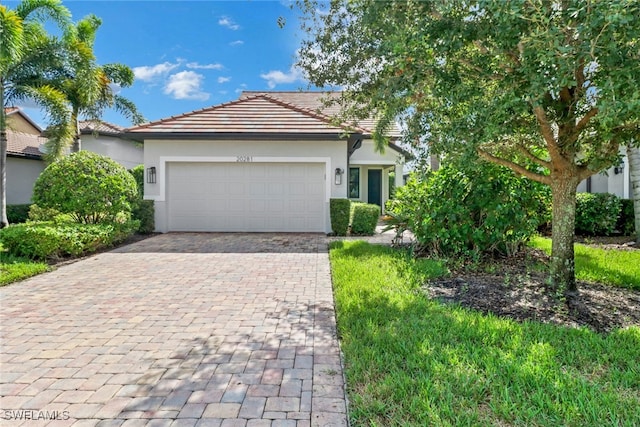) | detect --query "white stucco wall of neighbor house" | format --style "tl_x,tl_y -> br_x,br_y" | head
6,157 -> 45,204
143,138 -> 349,233
82,134 -> 143,170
